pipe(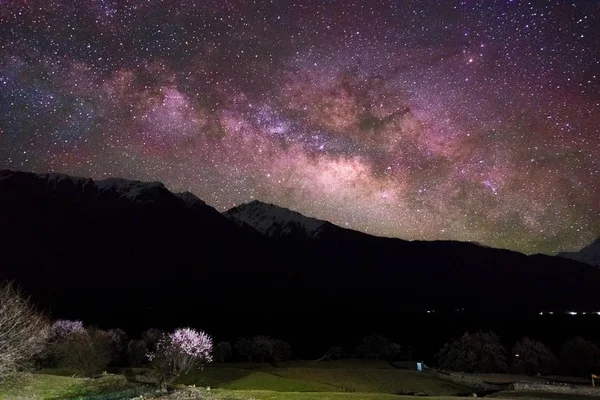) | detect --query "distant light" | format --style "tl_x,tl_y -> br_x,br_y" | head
568,311 -> 577,316
596,312 -> 600,316
539,312 -> 544,315
549,312 -> 554,315
515,354 -> 520,357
